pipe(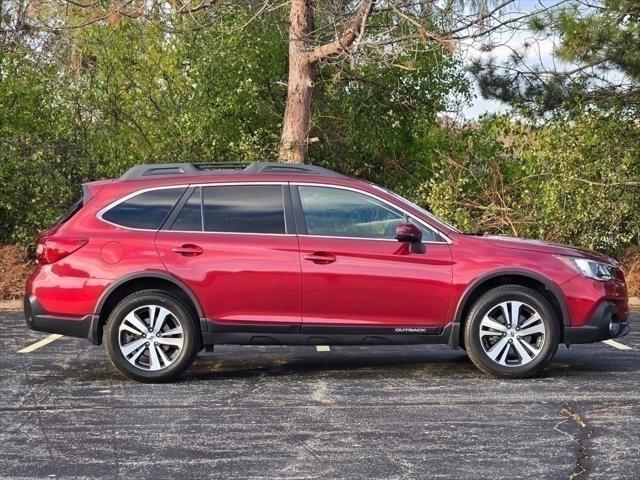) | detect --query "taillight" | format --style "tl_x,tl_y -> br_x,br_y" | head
36,237 -> 88,265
